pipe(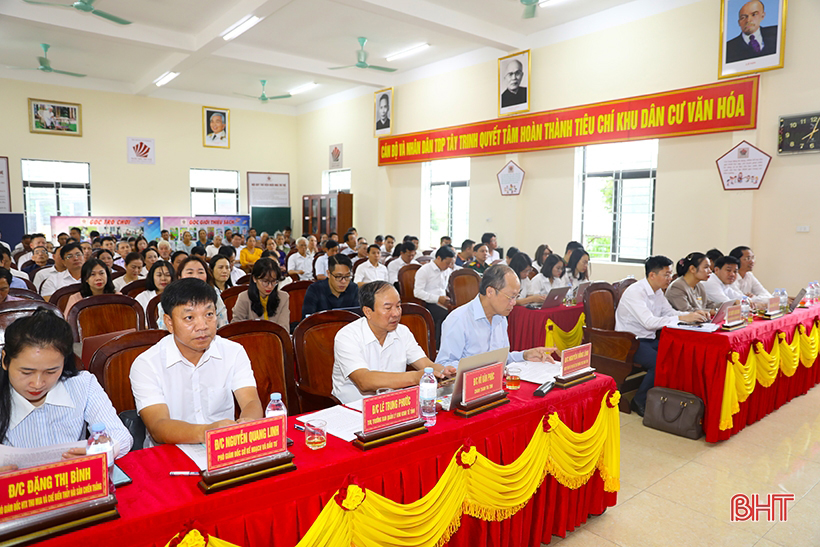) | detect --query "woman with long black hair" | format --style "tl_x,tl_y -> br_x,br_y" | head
231,257 -> 290,331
